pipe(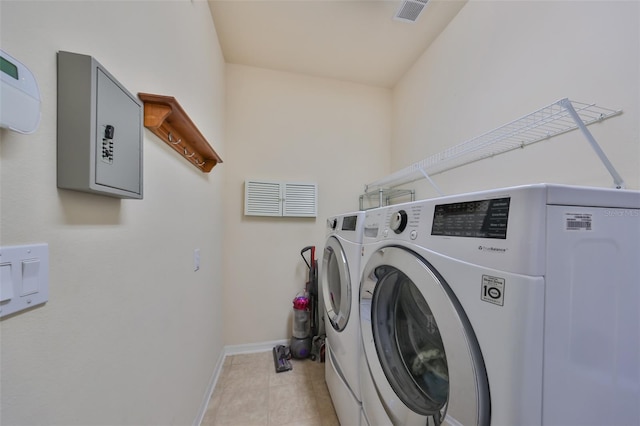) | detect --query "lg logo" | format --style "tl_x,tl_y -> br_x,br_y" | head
481,275 -> 505,306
